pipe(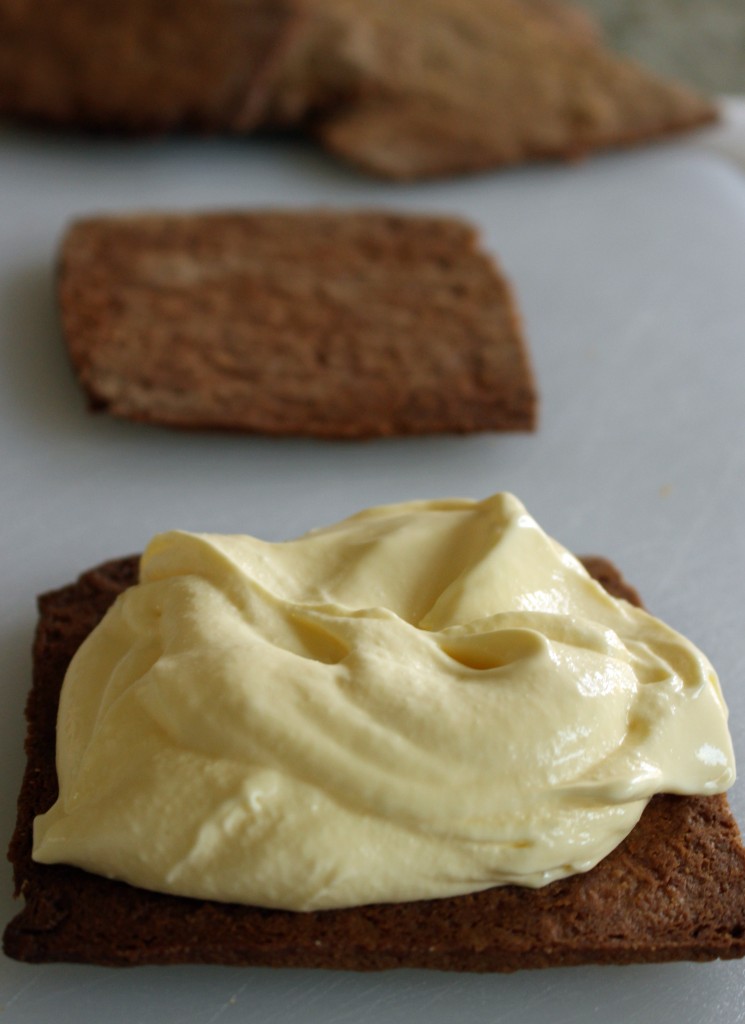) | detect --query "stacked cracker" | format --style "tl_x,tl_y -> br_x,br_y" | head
0,0 -> 716,179
271,0 -> 717,179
